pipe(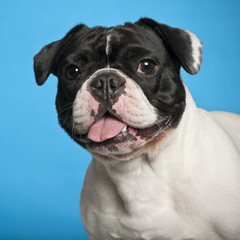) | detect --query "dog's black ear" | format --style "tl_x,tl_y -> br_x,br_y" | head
34,24 -> 87,86
34,40 -> 61,85
136,18 -> 202,75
